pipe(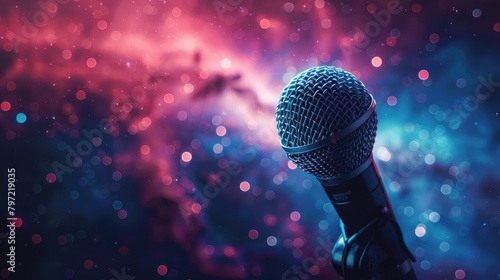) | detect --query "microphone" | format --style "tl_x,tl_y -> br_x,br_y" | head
276,66 -> 416,280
